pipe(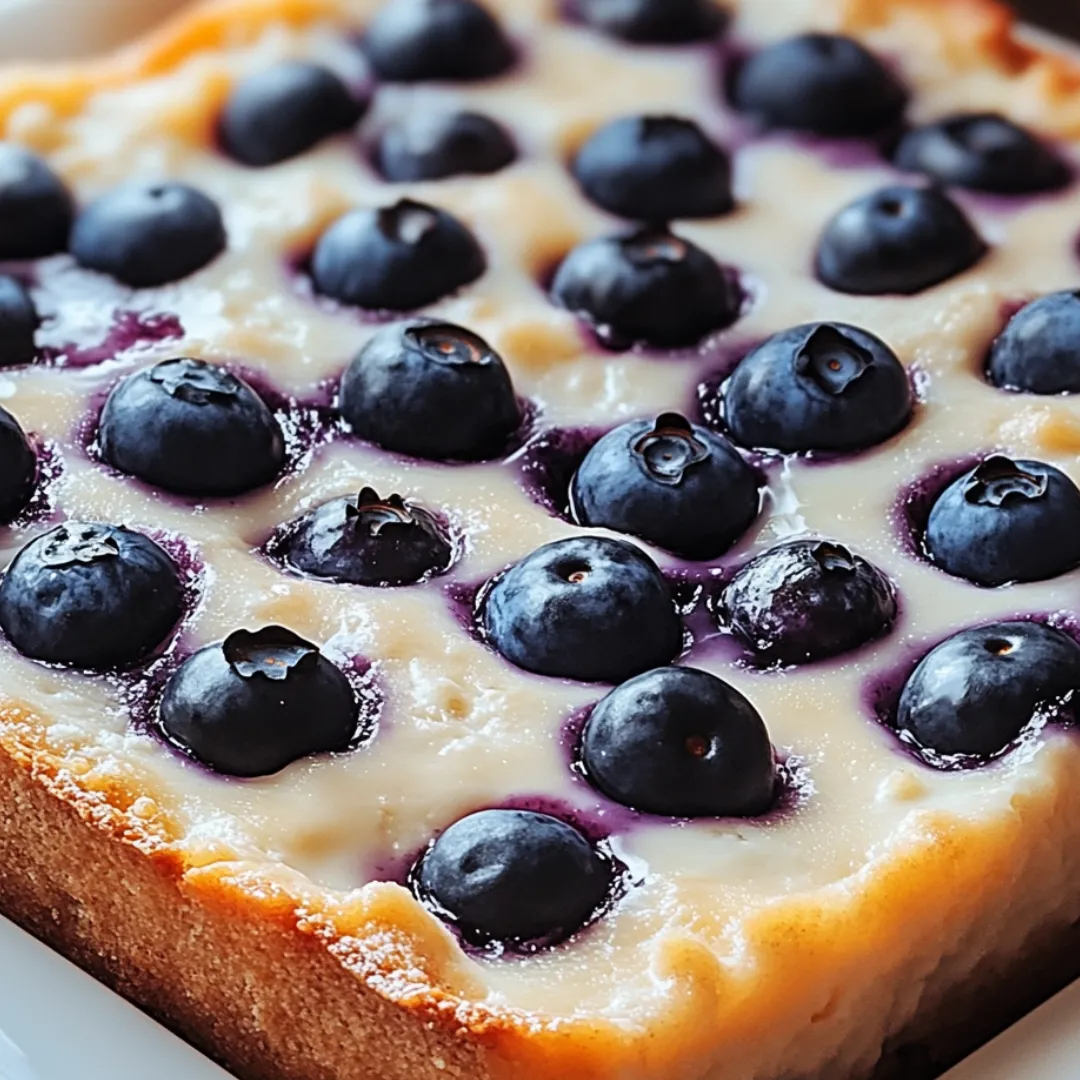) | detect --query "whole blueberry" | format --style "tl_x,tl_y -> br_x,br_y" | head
361,0 -> 514,82
815,185 -> 986,296
722,322 -> 912,453
414,809 -> 611,946
219,61 -> 368,167
0,276 -> 38,367
581,666 -> 775,817
339,320 -> 521,461
896,621 -> 1080,760
483,535 -> 683,683
373,110 -> 516,182
0,405 -> 36,523
98,357 -> 285,496
277,487 -> 453,586
986,291 -> 1080,395
0,144 -> 73,259
311,199 -> 485,311
570,412 -> 759,559
572,115 -> 734,221
722,540 -> 896,664
158,626 -> 361,777
570,0 -> 724,43
730,33 -> 907,137
71,181 -> 226,288
924,456 -> 1080,586
551,226 -> 740,349
893,113 -> 1070,195
0,523 -> 183,669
